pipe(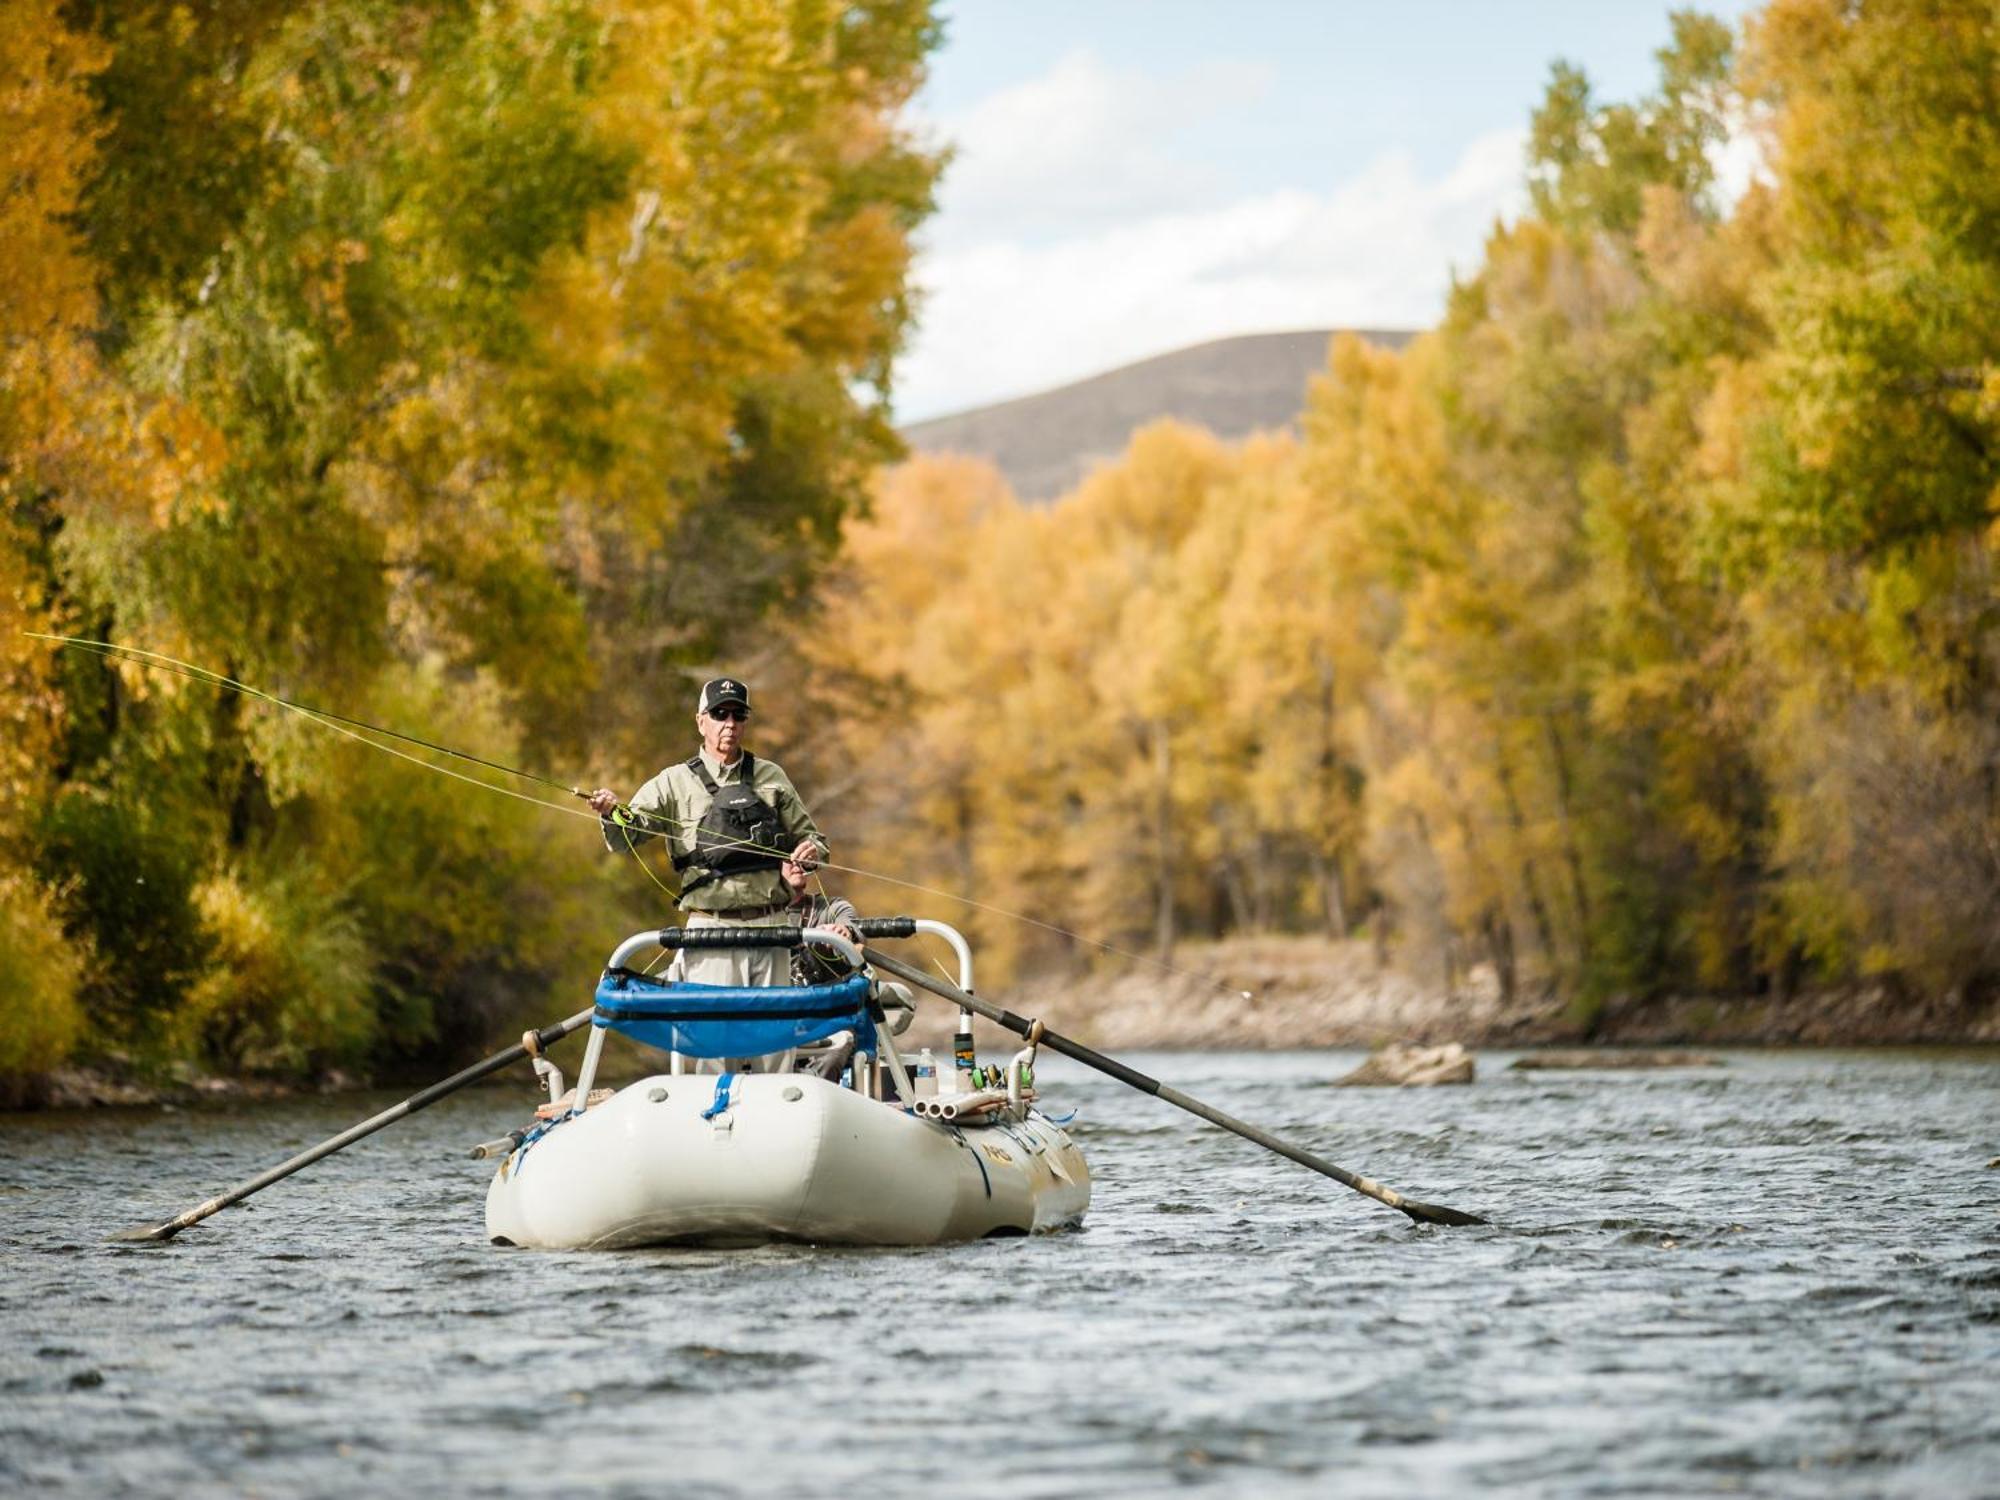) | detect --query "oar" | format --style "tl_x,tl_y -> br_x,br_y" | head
864,949 -> 1487,1227
111,1009 -> 594,1243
